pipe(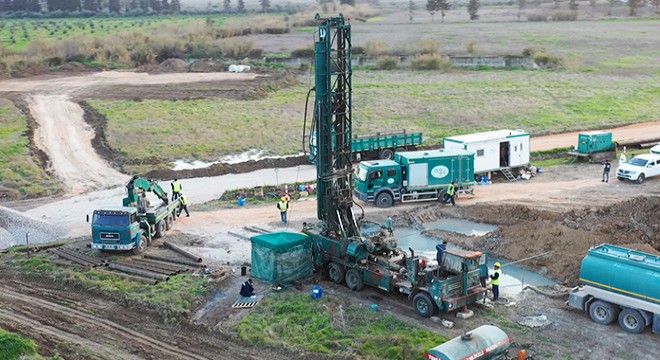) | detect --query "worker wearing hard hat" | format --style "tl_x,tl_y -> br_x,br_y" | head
277,196 -> 289,224
490,262 -> 502,302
